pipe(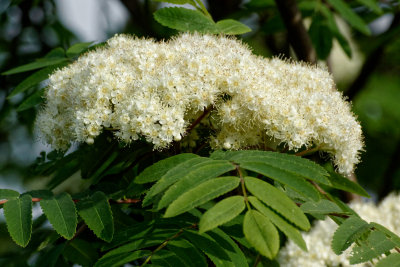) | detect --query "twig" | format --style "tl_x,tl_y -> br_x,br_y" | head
140,224 -> 197,266
186,106 -> 213,134
0,197 -> 141,205
274,0 -> 317,63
